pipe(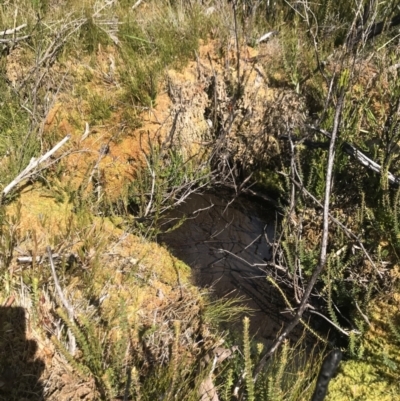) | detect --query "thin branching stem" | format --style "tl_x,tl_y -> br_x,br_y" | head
253,90 -> 346,380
